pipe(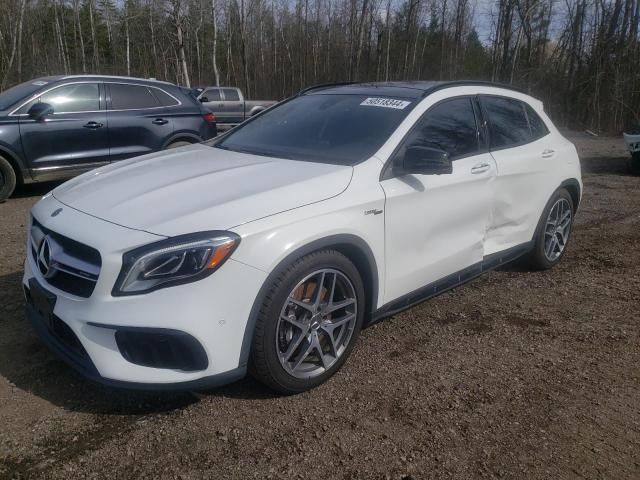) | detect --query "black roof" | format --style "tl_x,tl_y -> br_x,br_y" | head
302,80 -> 524,98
